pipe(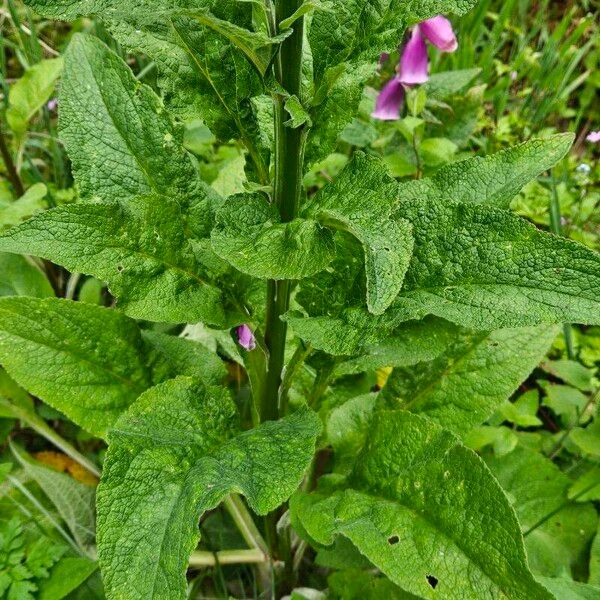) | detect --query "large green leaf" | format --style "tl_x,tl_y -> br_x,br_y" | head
397,134 -> 573,209
0,253 -> 53,298
392,198 -> 600,329
381,324 -> 558,436
0,196 -> 230,325
59,33 -> 213,214
0,297 -> 153,437
292,410 -> 551,599
537,577 -> 600,600
211,193 -> 336,279
306,153 -> 413,314
97,377 -> 321,600
486,447 -> 598,580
